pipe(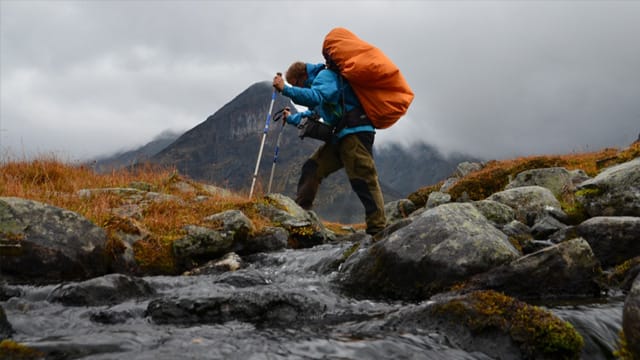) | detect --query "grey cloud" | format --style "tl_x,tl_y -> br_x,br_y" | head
1,1 -> 639,161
